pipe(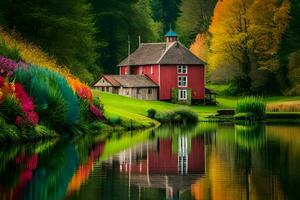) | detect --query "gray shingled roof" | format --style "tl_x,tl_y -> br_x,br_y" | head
100,75 -> 158,88
118,42 -> 206,66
